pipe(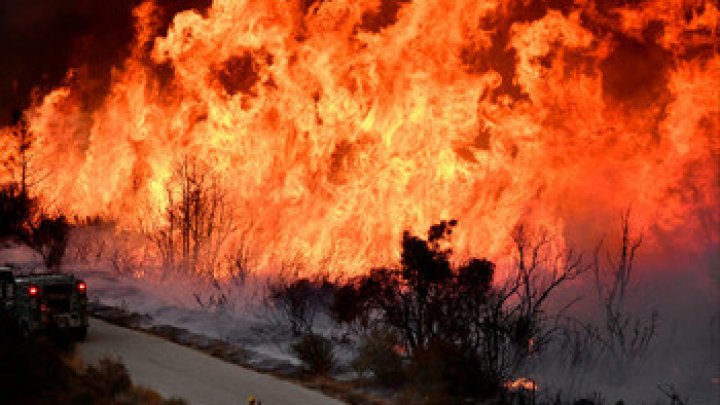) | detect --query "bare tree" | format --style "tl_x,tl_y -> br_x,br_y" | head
592,209 -> 658,369
224,222 -> 256,288
8,108 -> 48,196
464,224 -> 589,380
0,110 -> 38,240
149,157 -> 235,277
503,225 -> 589,366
